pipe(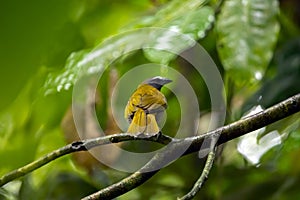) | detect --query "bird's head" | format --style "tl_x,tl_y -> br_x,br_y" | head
142,76 -> 172,90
